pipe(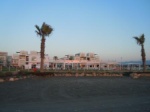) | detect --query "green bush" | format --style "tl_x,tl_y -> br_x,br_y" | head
0,72 -> 5,77
5,72 -> 12,76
